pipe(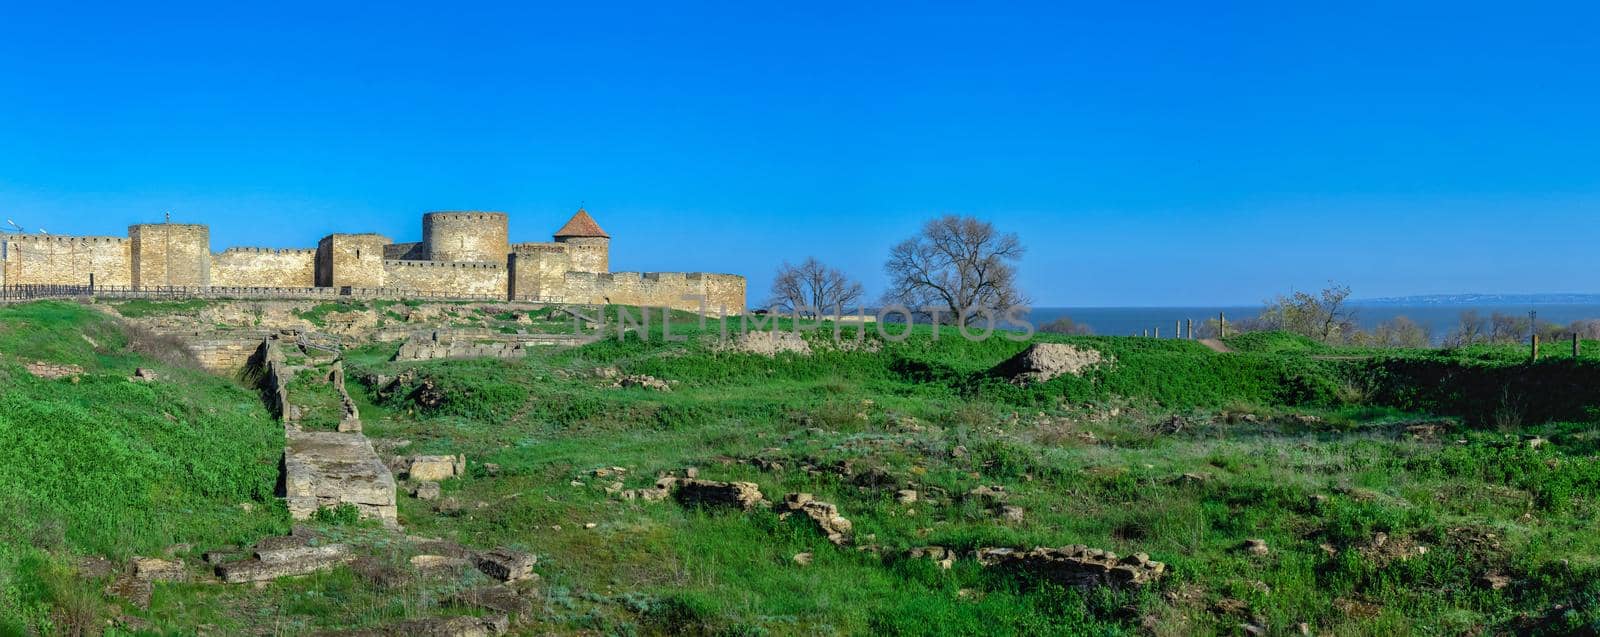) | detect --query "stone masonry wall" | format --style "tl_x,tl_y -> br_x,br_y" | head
697,273 -> 747,315
383,242 -> 426,260
1,235 -> 132,287
423,212 -> 509,264
563,271 -> 744,315
212,248 -> 318,288
382,260 -> 507,297
130,224 -> 210,288
556,236 -> 608,273
316,234 -> 390,289
509,243 -> 571,300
